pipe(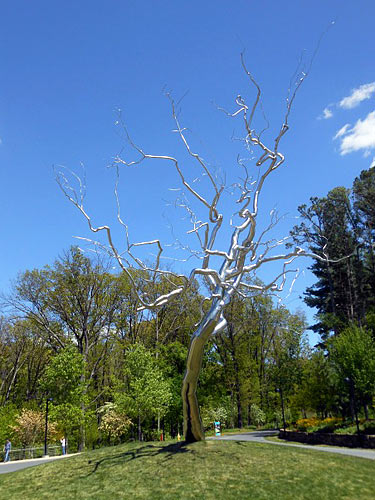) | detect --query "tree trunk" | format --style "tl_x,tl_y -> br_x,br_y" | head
182,300 -> 223,443
138,414 -> 142,441
349,392 -> 355,422
78,414 -> 86,452
78,338 -> 87,452
233,357 -> 242,428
